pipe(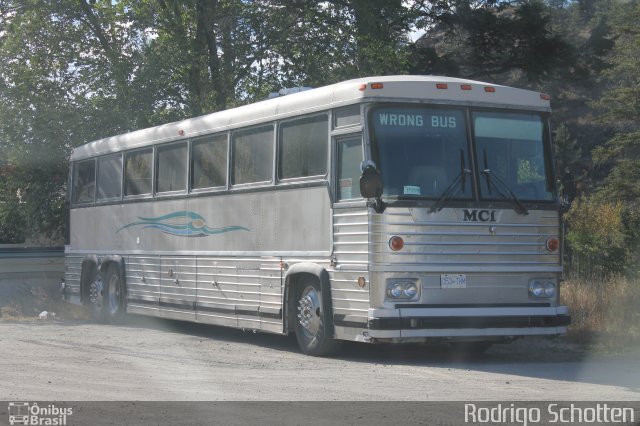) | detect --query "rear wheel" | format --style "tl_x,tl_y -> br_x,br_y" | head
294,279 -> 340,356
89,264 -> 123,323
